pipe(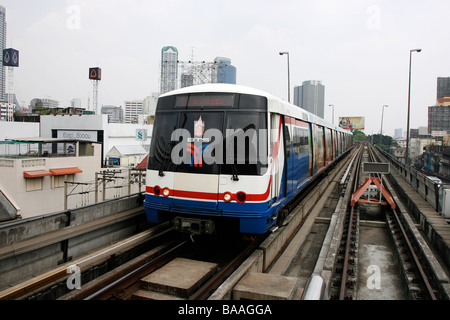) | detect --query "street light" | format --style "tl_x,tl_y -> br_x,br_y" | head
279,52 -> 290,103
405,48 -> 421,165
380,105 -> 388,145
329,104 -> 334,124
